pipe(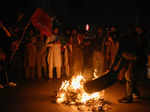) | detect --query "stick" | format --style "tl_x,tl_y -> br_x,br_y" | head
0,22 -> 11,37
9,21 -> 31,64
